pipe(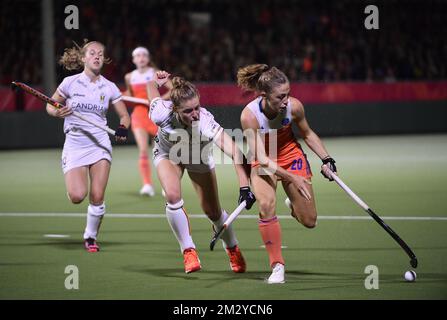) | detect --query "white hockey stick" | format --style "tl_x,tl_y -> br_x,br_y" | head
210,200 -> 246,251
71,111 -> 115,135
122,95 -> 149,106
